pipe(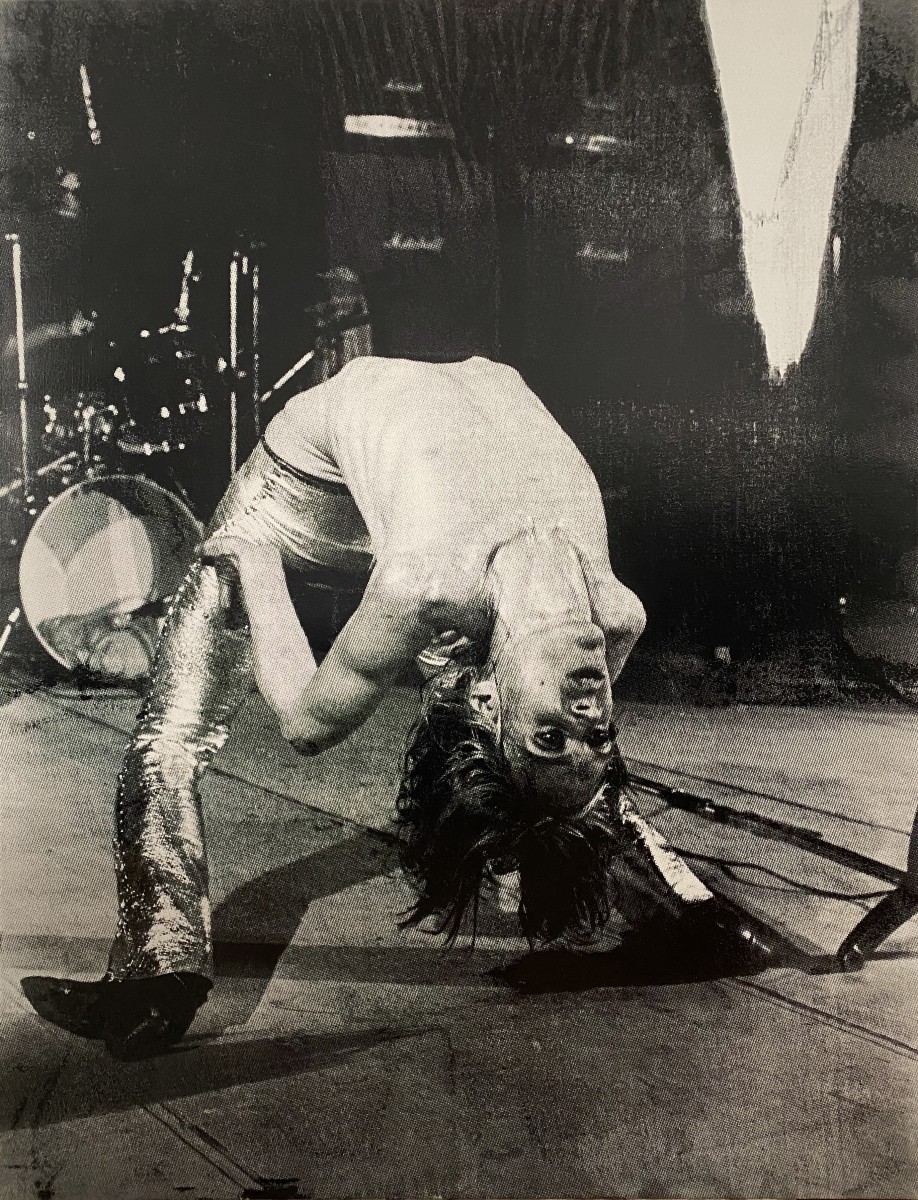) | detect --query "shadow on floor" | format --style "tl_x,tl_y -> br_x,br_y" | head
212,941 -> 515,991
210,832 -> 398,1028
213,832 -> 398,948
7,1024 -> 417,1130
494,902 -> 811,993
209,831 -> 519,1029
